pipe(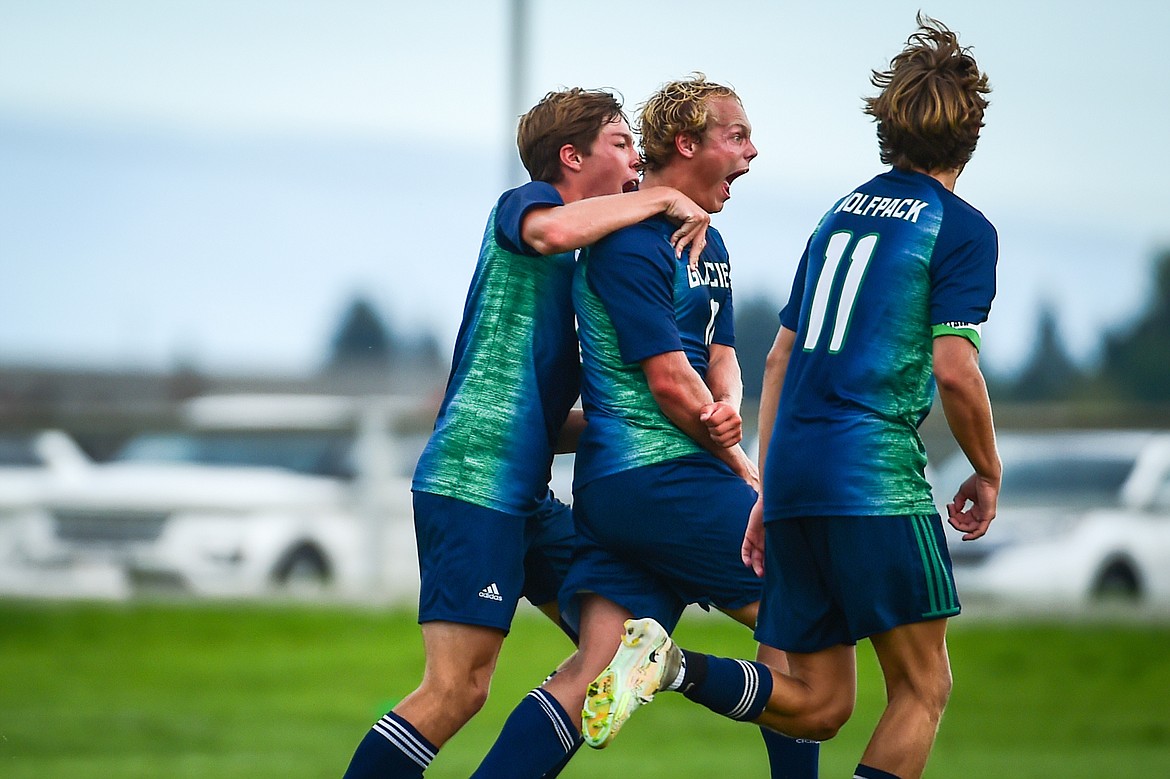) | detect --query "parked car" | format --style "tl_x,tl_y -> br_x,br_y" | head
933,430 -> 1170,605
0,395 -> 425,600
0,430 -> 84,507
0,430 -> 139,597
